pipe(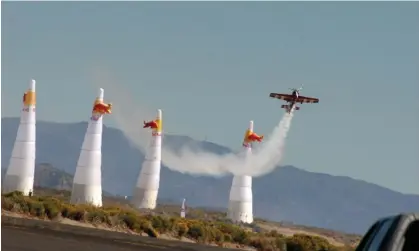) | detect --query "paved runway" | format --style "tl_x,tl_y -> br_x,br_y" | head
2,217 -> 236,251
3,225 -> 179,251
